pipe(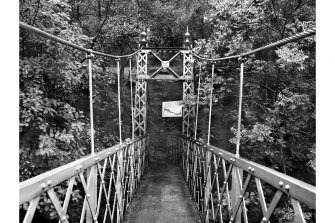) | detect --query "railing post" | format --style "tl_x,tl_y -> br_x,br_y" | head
185,139 -> 191,183
182,137 -> 187,178
231,165 -> 242,223
137,139 -> 143,182
116,147 -> 125,223
127,139 -> 135,200
203,145 -> 212,223
192,142 -> 198,200
86,165 -> 97,223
